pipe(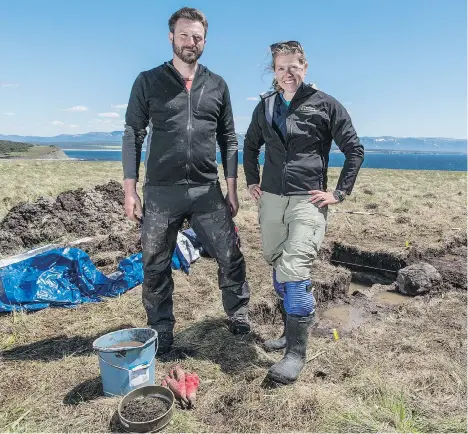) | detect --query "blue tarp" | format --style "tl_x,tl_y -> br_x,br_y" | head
0,230 -> 202,313
0,248 -> 143,312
